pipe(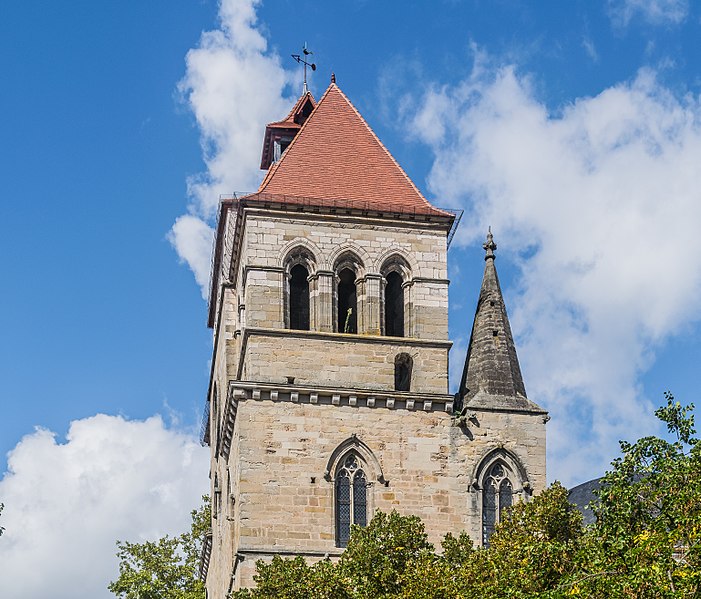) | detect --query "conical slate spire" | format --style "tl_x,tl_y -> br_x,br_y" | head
459,231 -> 544,413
